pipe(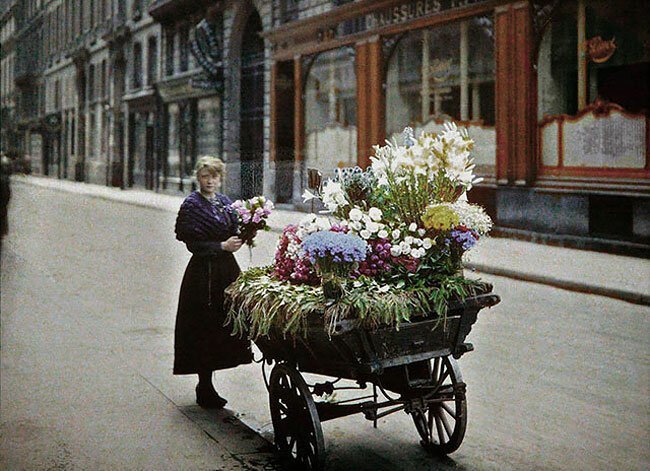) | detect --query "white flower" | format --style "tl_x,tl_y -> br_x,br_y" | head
348,207 -> 363,221
418,228 -> 426,237
392,229 -> 401,239
301,189 -> 317,202
321,180 -> 347,212
411,238 -> 422,247
423,238 -> 433,249
390,246 -> 402,257
400,241 -> 410,252
378,229 -> 388,239
404,236 -> 413,245
368,207 -> 382,221
360,230 -> 371,240
410,248 -> 421,258
408,223 -> 417,232
366,221 -> 380,233
315,217 -> 331,231
450,200 -> 493,235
